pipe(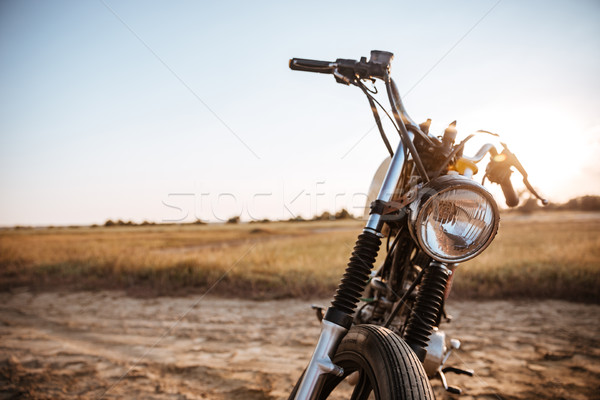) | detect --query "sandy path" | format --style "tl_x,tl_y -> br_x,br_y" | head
1,291 -> 599,399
